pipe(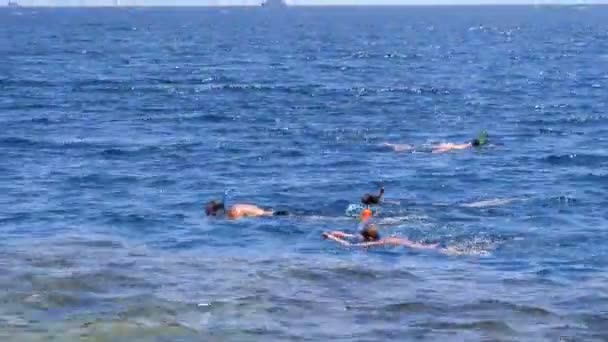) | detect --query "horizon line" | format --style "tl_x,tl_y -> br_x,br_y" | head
2,3 -> 607,7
